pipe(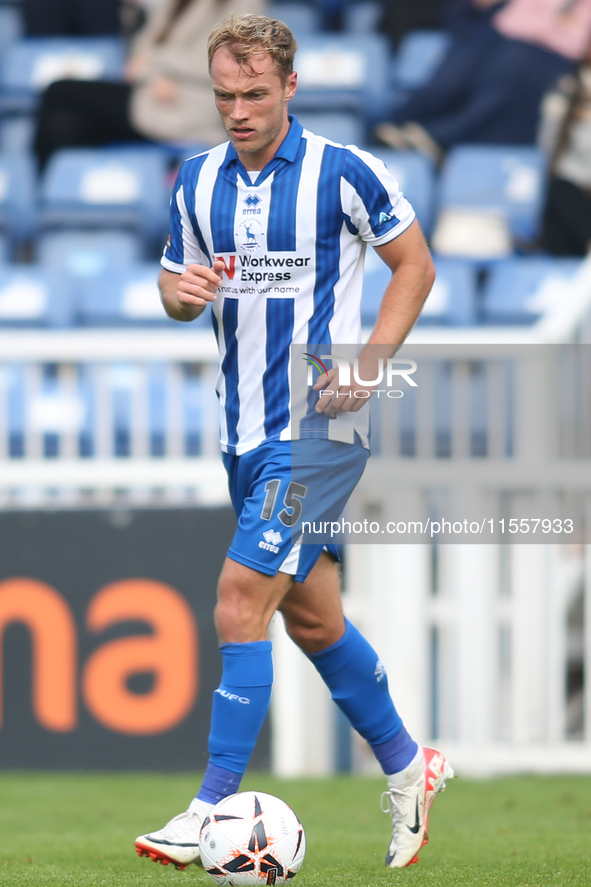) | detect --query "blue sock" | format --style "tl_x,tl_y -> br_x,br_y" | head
197,641 -> 273,804
306,619 -> 419,775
